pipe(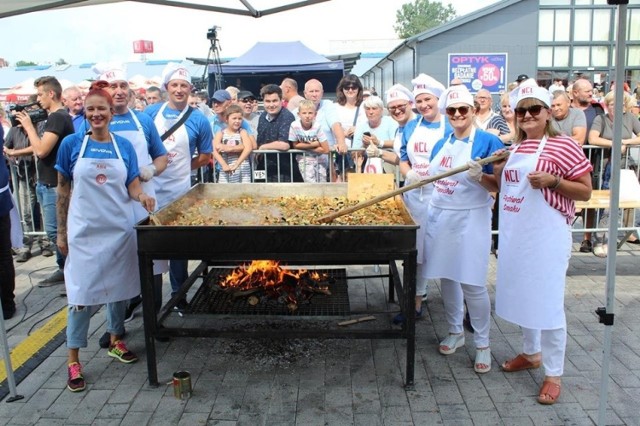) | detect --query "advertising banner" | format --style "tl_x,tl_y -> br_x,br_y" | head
448,53 -> 507,94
